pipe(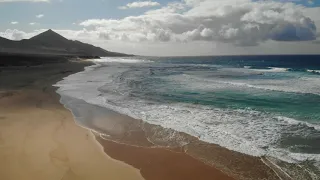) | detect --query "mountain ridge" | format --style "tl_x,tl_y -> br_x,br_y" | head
0,29 -> 131,57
